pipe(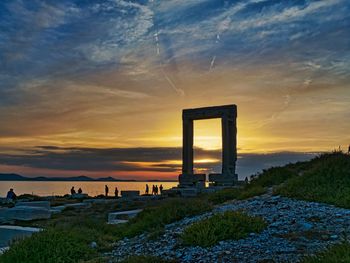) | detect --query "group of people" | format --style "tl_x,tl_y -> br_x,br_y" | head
70,185 -> 119,197
145,184 -> 163,195
70,187 -> 83,195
